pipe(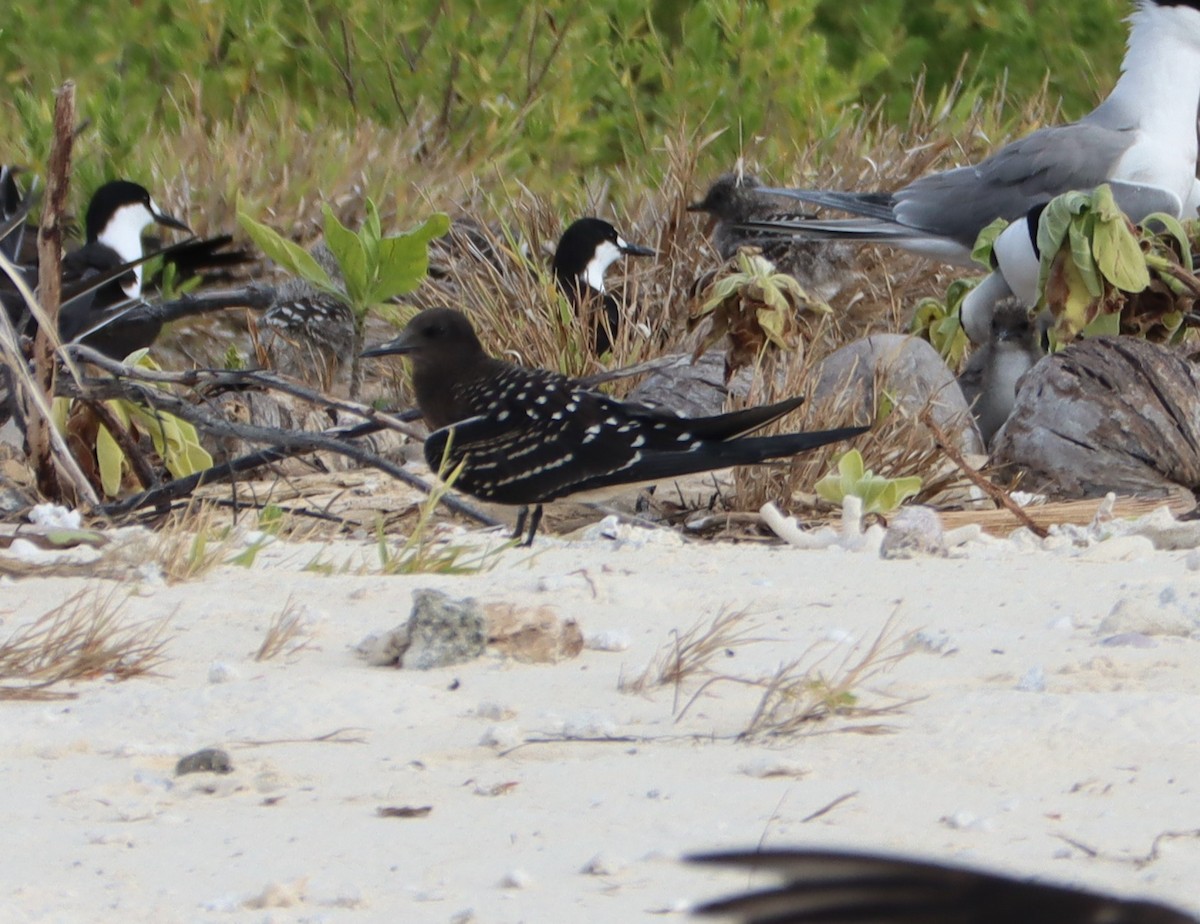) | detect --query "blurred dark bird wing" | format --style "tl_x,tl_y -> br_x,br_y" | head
688,849 -> 1197,924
